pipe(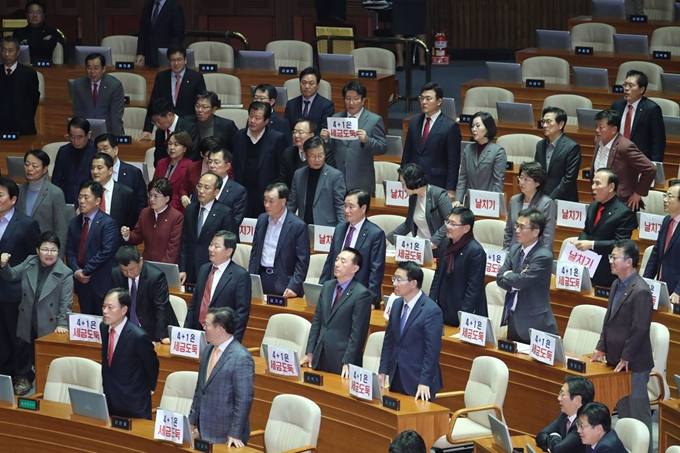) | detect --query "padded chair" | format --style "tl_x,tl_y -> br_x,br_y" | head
204,73 -> 241,105
562,305 -> 607,355
639,245 -> 654,276
650,27 -> 680,55
42,357 -> 102,403
649,321 -> 670,406
351,47 -> 399,103
473,219 -> 505,250
52,41 -> 64,64
496,134 -> 541,166
101,35 -> 138,65
123,107 -> 147,139
666,447 -> 680,453
374,161 -> 400,199
649,97 -> 680,116
558,236 -> 580,261
284,77 -> 332,101
251,313 -> 312,359
613,417 -> 650,453
159,371 -> 198,417
542,94 -> 593,126
232,243 -> 252,268
362,331 -> 385,374
188,41 -> 235,69
368,214 -> 407,238
521,56 -> 570,84
615,62 -> 664,91
36,70 -> 45,101
421,268 -> 435,295
144,147 -> 156,179
169,295 -> 188,327
641,190 -> 665,215
461,87 -> 514,120
433,356 -> 509,448
570,23 -> 616,52
644,0 -> 675,20
305,253 -> 328,284
42,141 -> 68,177
215,108 -> 248,129
266,40 -> 314,70
485,282 -> 507,339
250,394 -> 321,453
109,72 -> 147,102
